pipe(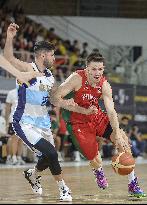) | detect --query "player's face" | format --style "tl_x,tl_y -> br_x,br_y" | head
87,61 -> 105,83
43,50 -> 55,68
